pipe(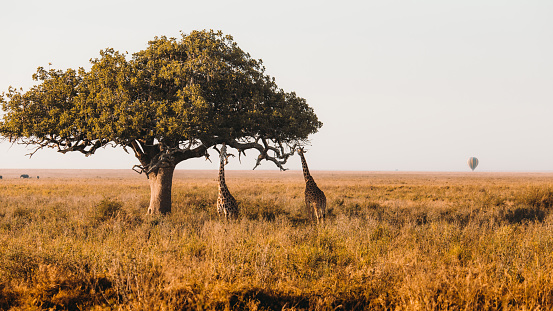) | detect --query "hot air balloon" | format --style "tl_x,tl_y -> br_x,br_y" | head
468,157 -> 478,171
